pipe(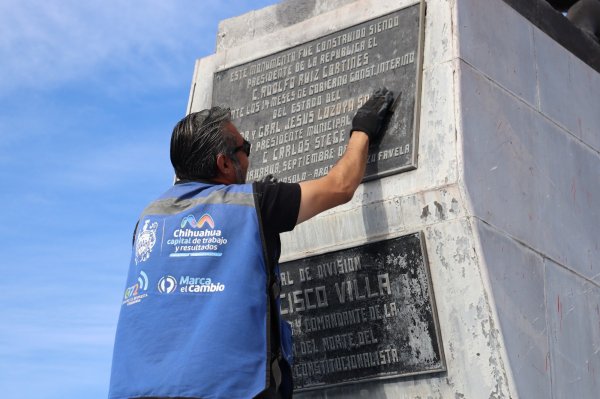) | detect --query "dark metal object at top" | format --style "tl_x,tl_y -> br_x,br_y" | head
546,0 -> 600,42
568,0 -> 600,41
502,0 -> 600,73
545,0 -> 578,12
